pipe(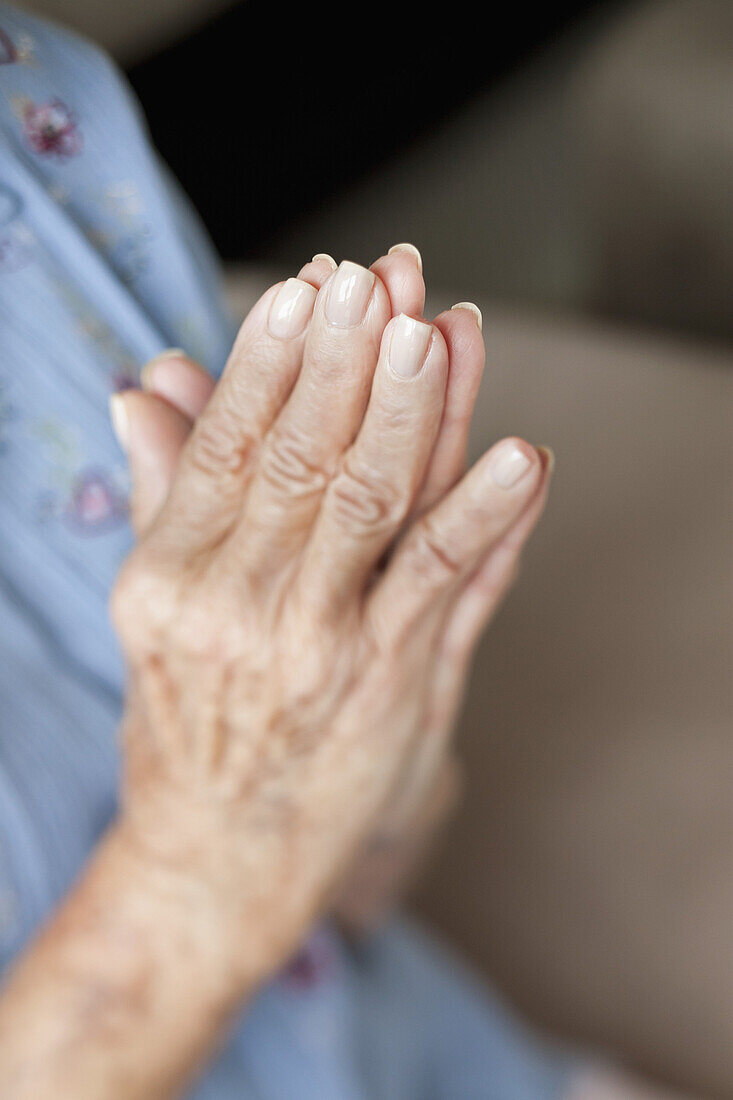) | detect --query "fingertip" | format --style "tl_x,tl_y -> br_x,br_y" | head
109,392 -> 129,451
140,353 -> 215,420
380,313 -> 449,384
113,392 -> 193,536
298,255 -> 338,289
268,277 -> 319,340
432,308 -> 486,403
382,314 -> 434,380
485,437 -> 541,491
140,348 -> 187,391
450,301 -> 482,331
317,260 -> 382,330
311,252 -> 338,269
434,305 -> 484,354
536,445 -> 556,475
424,319 -> 450,379
371,250 -> 426,319
387,242 -> 423,273
110,389 -> 154,459
110,389 -> 191,456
